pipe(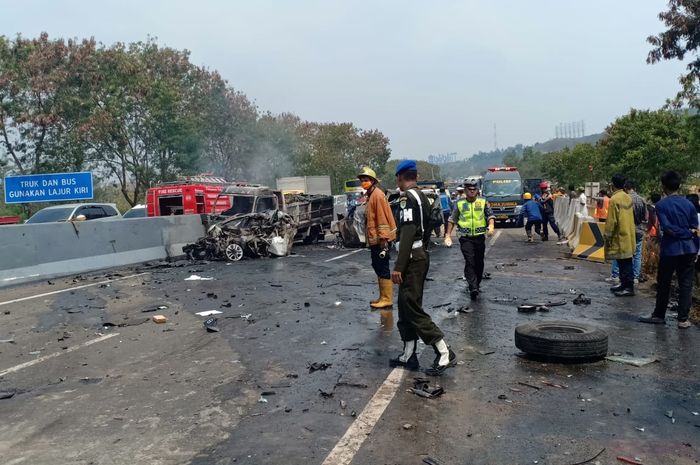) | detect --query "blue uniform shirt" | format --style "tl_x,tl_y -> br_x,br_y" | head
656,195 -> 699,257
439,193 -> 452,213
519,199 -> 543,222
